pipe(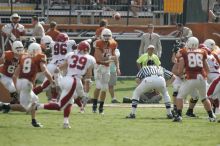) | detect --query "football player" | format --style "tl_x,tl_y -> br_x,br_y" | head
1,43 -> 55,127
173,37 -> 216,122
0,41 -> 23,106
36,41 -> 95,128
92,28 -> 120,114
